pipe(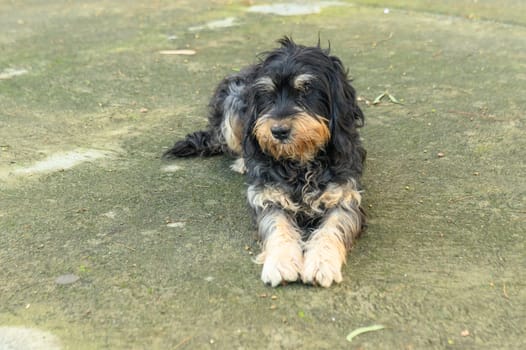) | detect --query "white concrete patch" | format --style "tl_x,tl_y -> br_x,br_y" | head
247,2 -> 345,16
13,149 -> 111,176
0,327 -> 61,350
161,164 -> 182,173
0,68 -> 28,80
101,210 -> 117,219
189,17 -> 239,32
55,273 -> 80,285
166,222 -> 185,228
